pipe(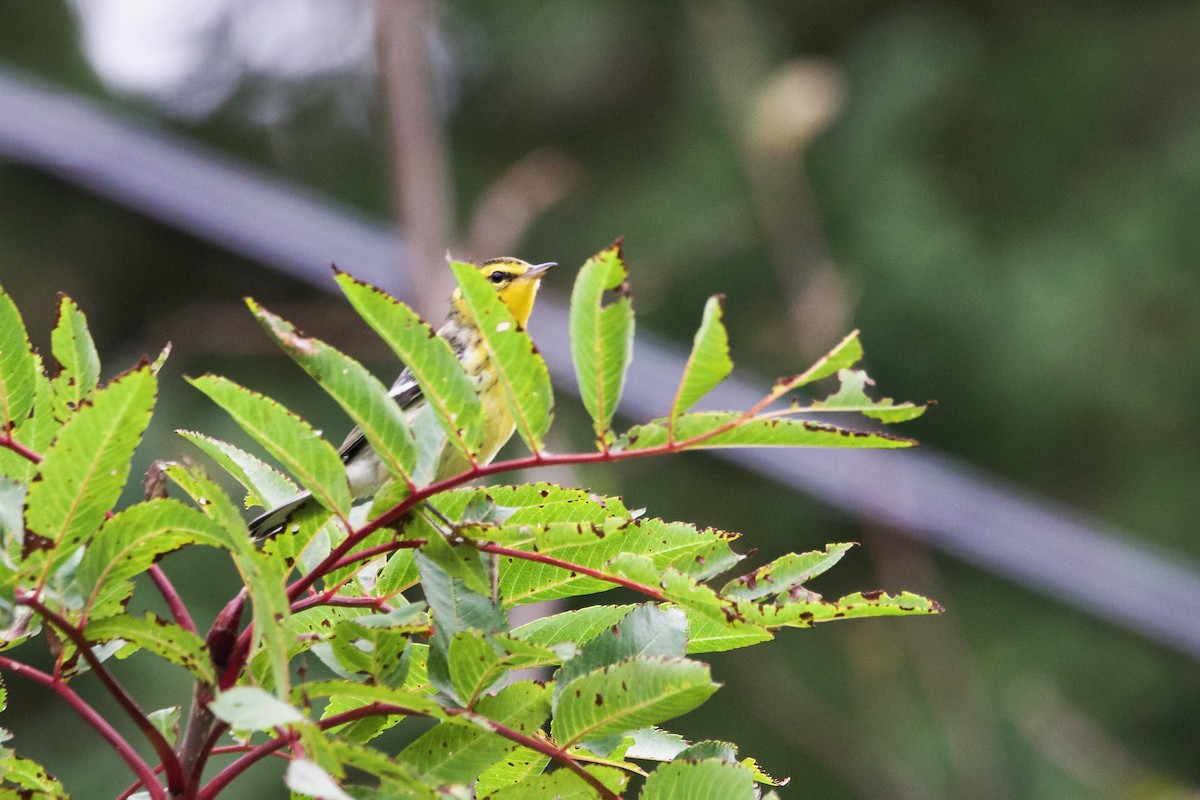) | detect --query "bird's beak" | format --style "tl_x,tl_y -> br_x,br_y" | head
524,262 -> 556,279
